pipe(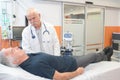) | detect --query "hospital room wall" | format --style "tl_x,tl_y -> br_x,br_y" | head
14,0 -> 120,45
0,0 -> 63,50
13,0 -> 62,26
13,0 -> 120,26
0,0 -> 120,50
12,0 -> 63,43
52,0 -> 120,8
104,8 -> 120,47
